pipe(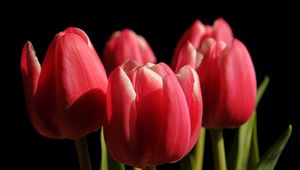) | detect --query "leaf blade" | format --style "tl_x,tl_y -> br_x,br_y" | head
256,125 -> 292,170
